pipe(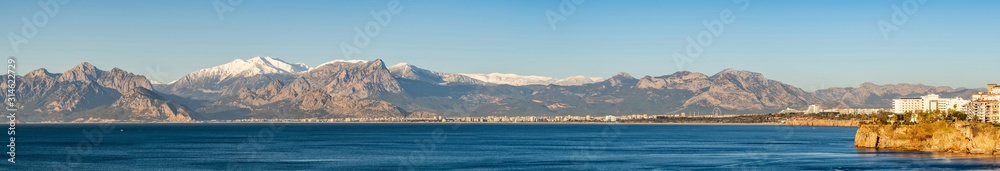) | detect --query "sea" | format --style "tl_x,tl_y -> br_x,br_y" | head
6,123 -> 1000,170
